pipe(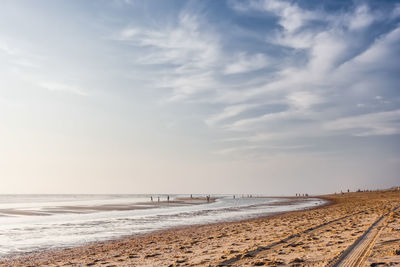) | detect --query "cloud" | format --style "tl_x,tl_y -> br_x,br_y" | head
0,40 -> 19,55
205,104 -> 254,126
345,26 -> 400,68
0,36 -> 42,68
324,110 -> 400,136
116,12 -> 221,100
224,52 -> 268,74
208,1 -> 400,155
158,72 -> 216,101
226,110 -> 306,132
117,13 -> 220,69
347,5 -> 375,30
39,82 -> 88,96
214,143 -> 311,156
392,4 -> 400,19
112,1 -> 400,156
233,0 -> 321,33
287,91 -> 322,110
213,145 -> 260,155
